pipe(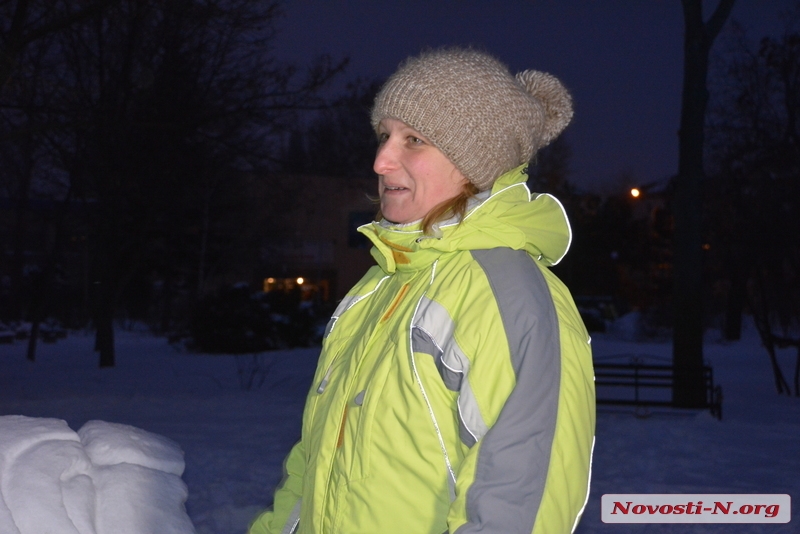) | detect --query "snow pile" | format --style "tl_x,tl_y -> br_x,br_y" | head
0,416 -> 195,534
